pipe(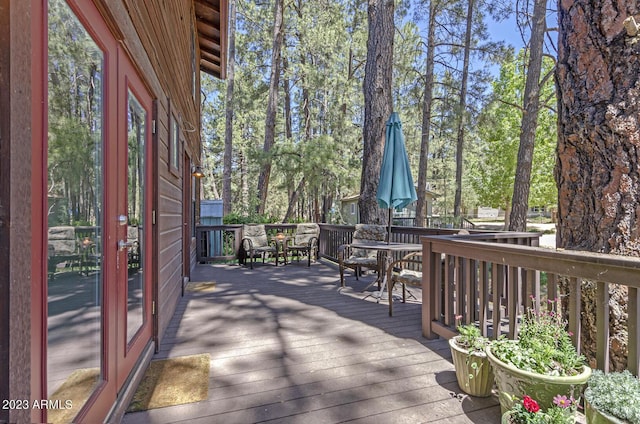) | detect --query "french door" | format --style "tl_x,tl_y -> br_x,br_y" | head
115,52 -> 154,389
45,1 -> 154,421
